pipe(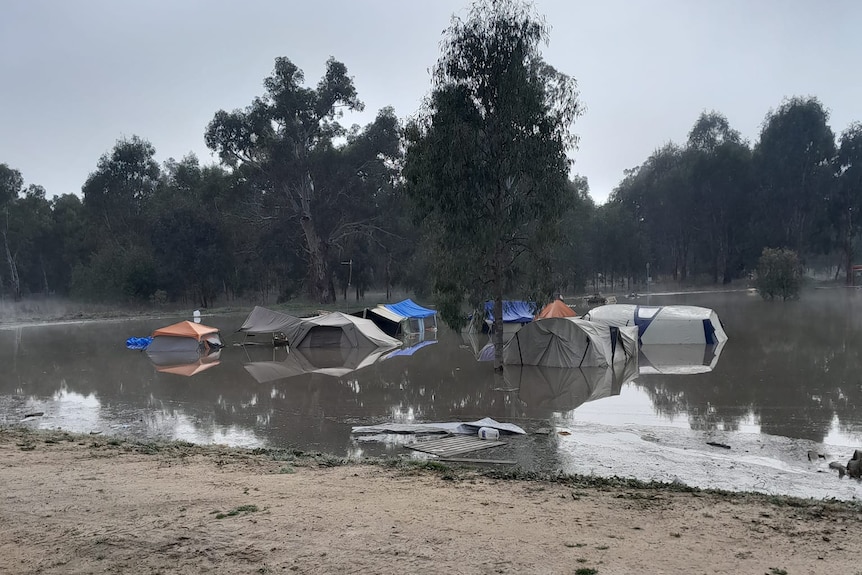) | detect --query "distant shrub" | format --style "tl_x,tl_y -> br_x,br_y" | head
755,248 -> 801,301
